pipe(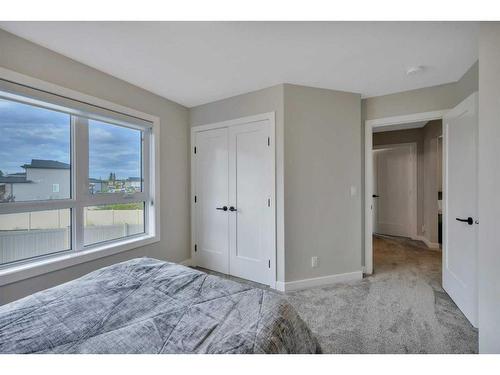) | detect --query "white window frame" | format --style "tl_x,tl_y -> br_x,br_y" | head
0,67 -> 160,286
